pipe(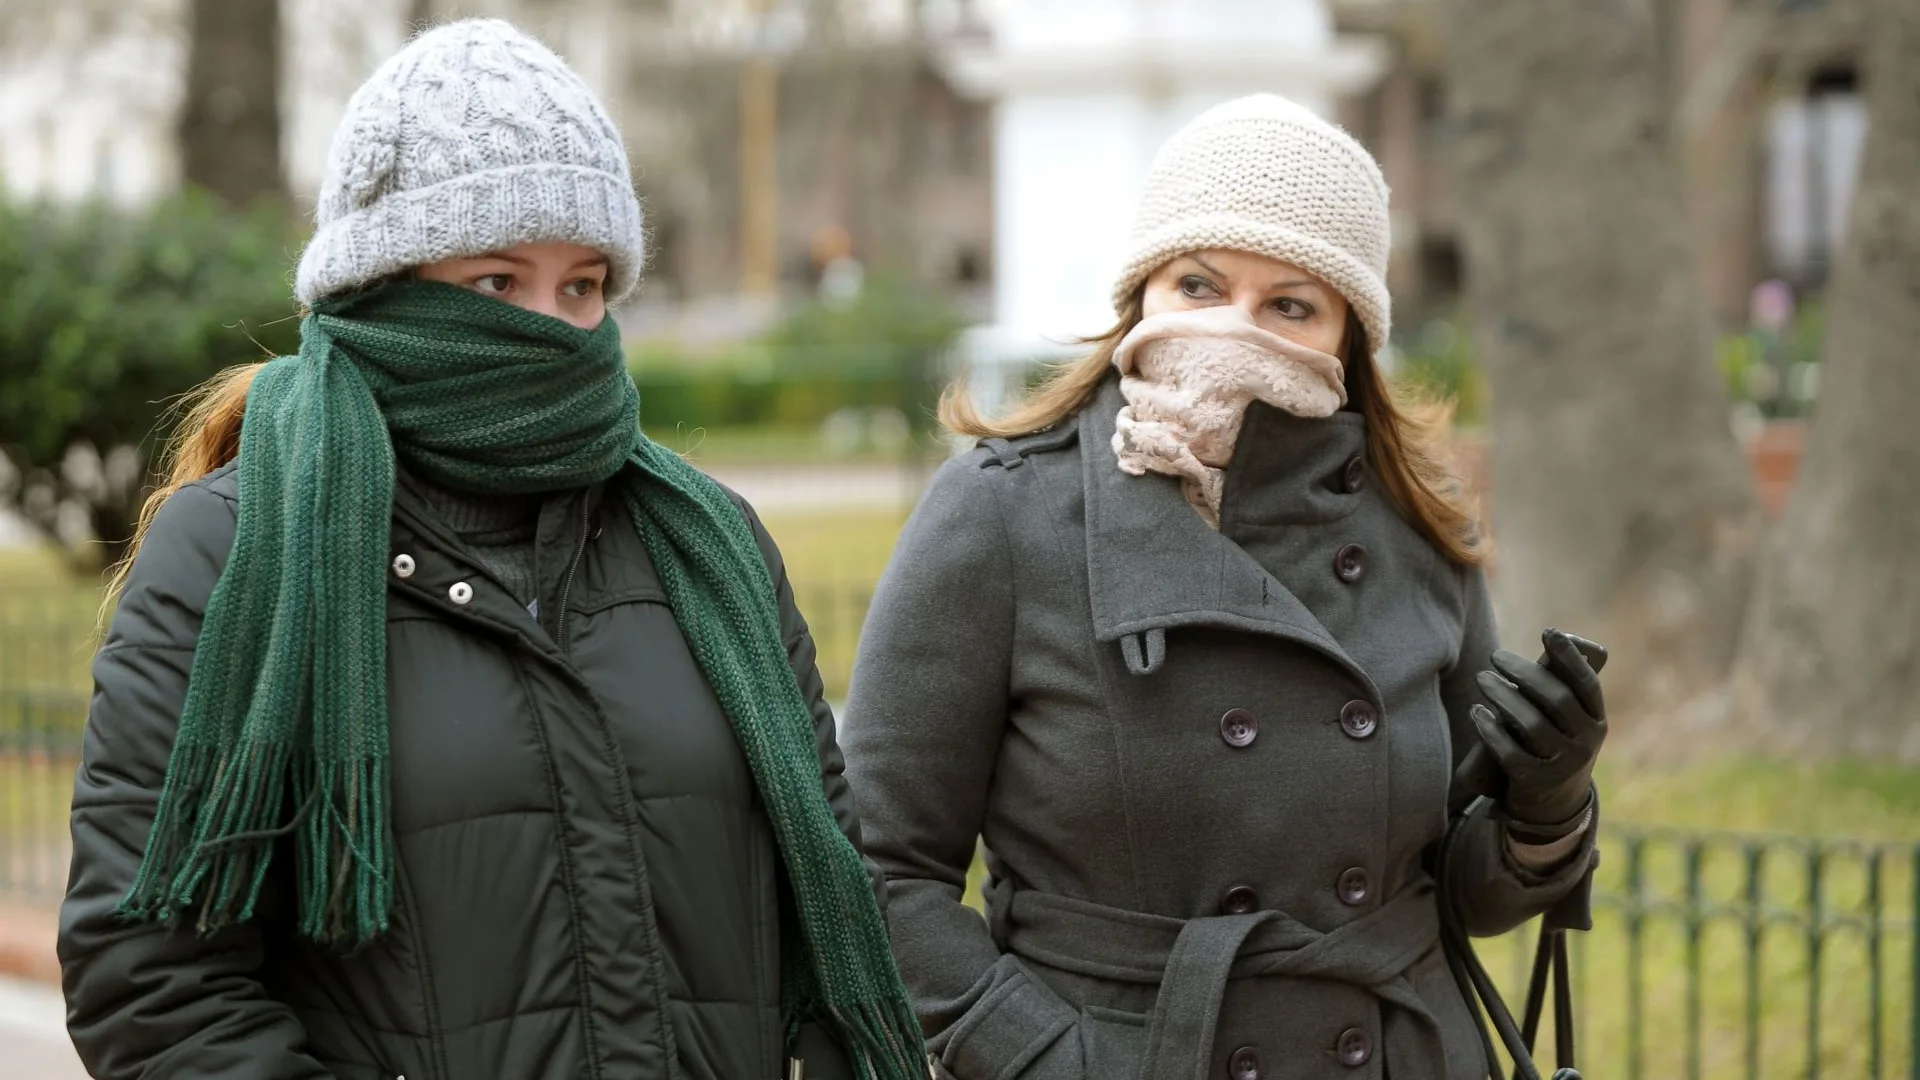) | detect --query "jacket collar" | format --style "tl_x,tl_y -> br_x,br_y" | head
1078,377 -> 1373,690
387,472 -> 606,660
1218,401 -> 1369,532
